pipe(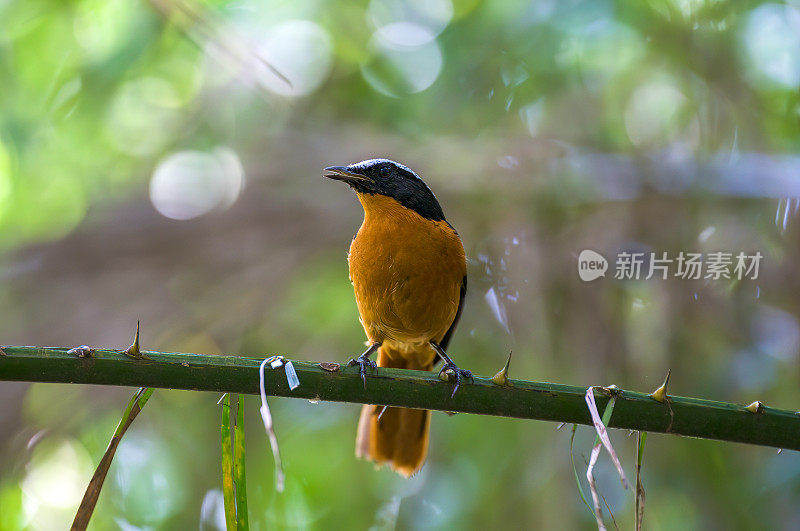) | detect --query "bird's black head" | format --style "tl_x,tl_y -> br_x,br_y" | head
324,159 -> 446,221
